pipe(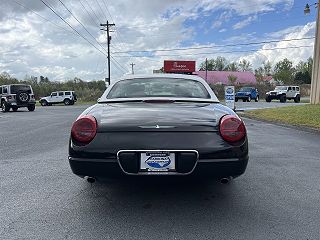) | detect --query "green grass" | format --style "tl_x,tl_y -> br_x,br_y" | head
243,104 -> 320,129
